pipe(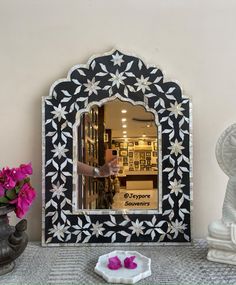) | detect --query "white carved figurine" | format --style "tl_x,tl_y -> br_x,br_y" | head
207,123 -> 236,265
